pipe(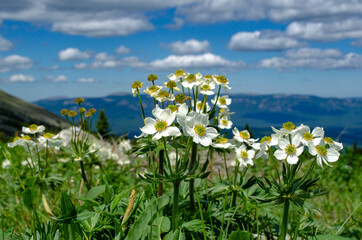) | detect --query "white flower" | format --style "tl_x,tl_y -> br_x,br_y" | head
164,80 -> 181,92
22,124 -> 45,134
297,124 -> 324,146
7,136 -> 36,149
2,159 -> 11,169
254,141 -> 269,160
199,81 -> 215,95
144,85 -> 162,97
324,137 -> 343,151
139,108 -> 181,140
182,112 -> 218,146
38,133 -> 62,147
211,95 -> 232,109
271,122 -> 299,138
274,134 -> 304,164
192,101 -> 211,113
168,69 -> 187,81
212,137 -> 235,149
308,141 -> 340,168
235,144 -> 255,167
232,127 -> 258,145
213,75 -> 231,90
131,81 -> 143,97
154,90 -> 175,102
119,139 -> 132,152
181,73 -> 202,89
219,107 -> 234,119
218,116 -> 233,129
